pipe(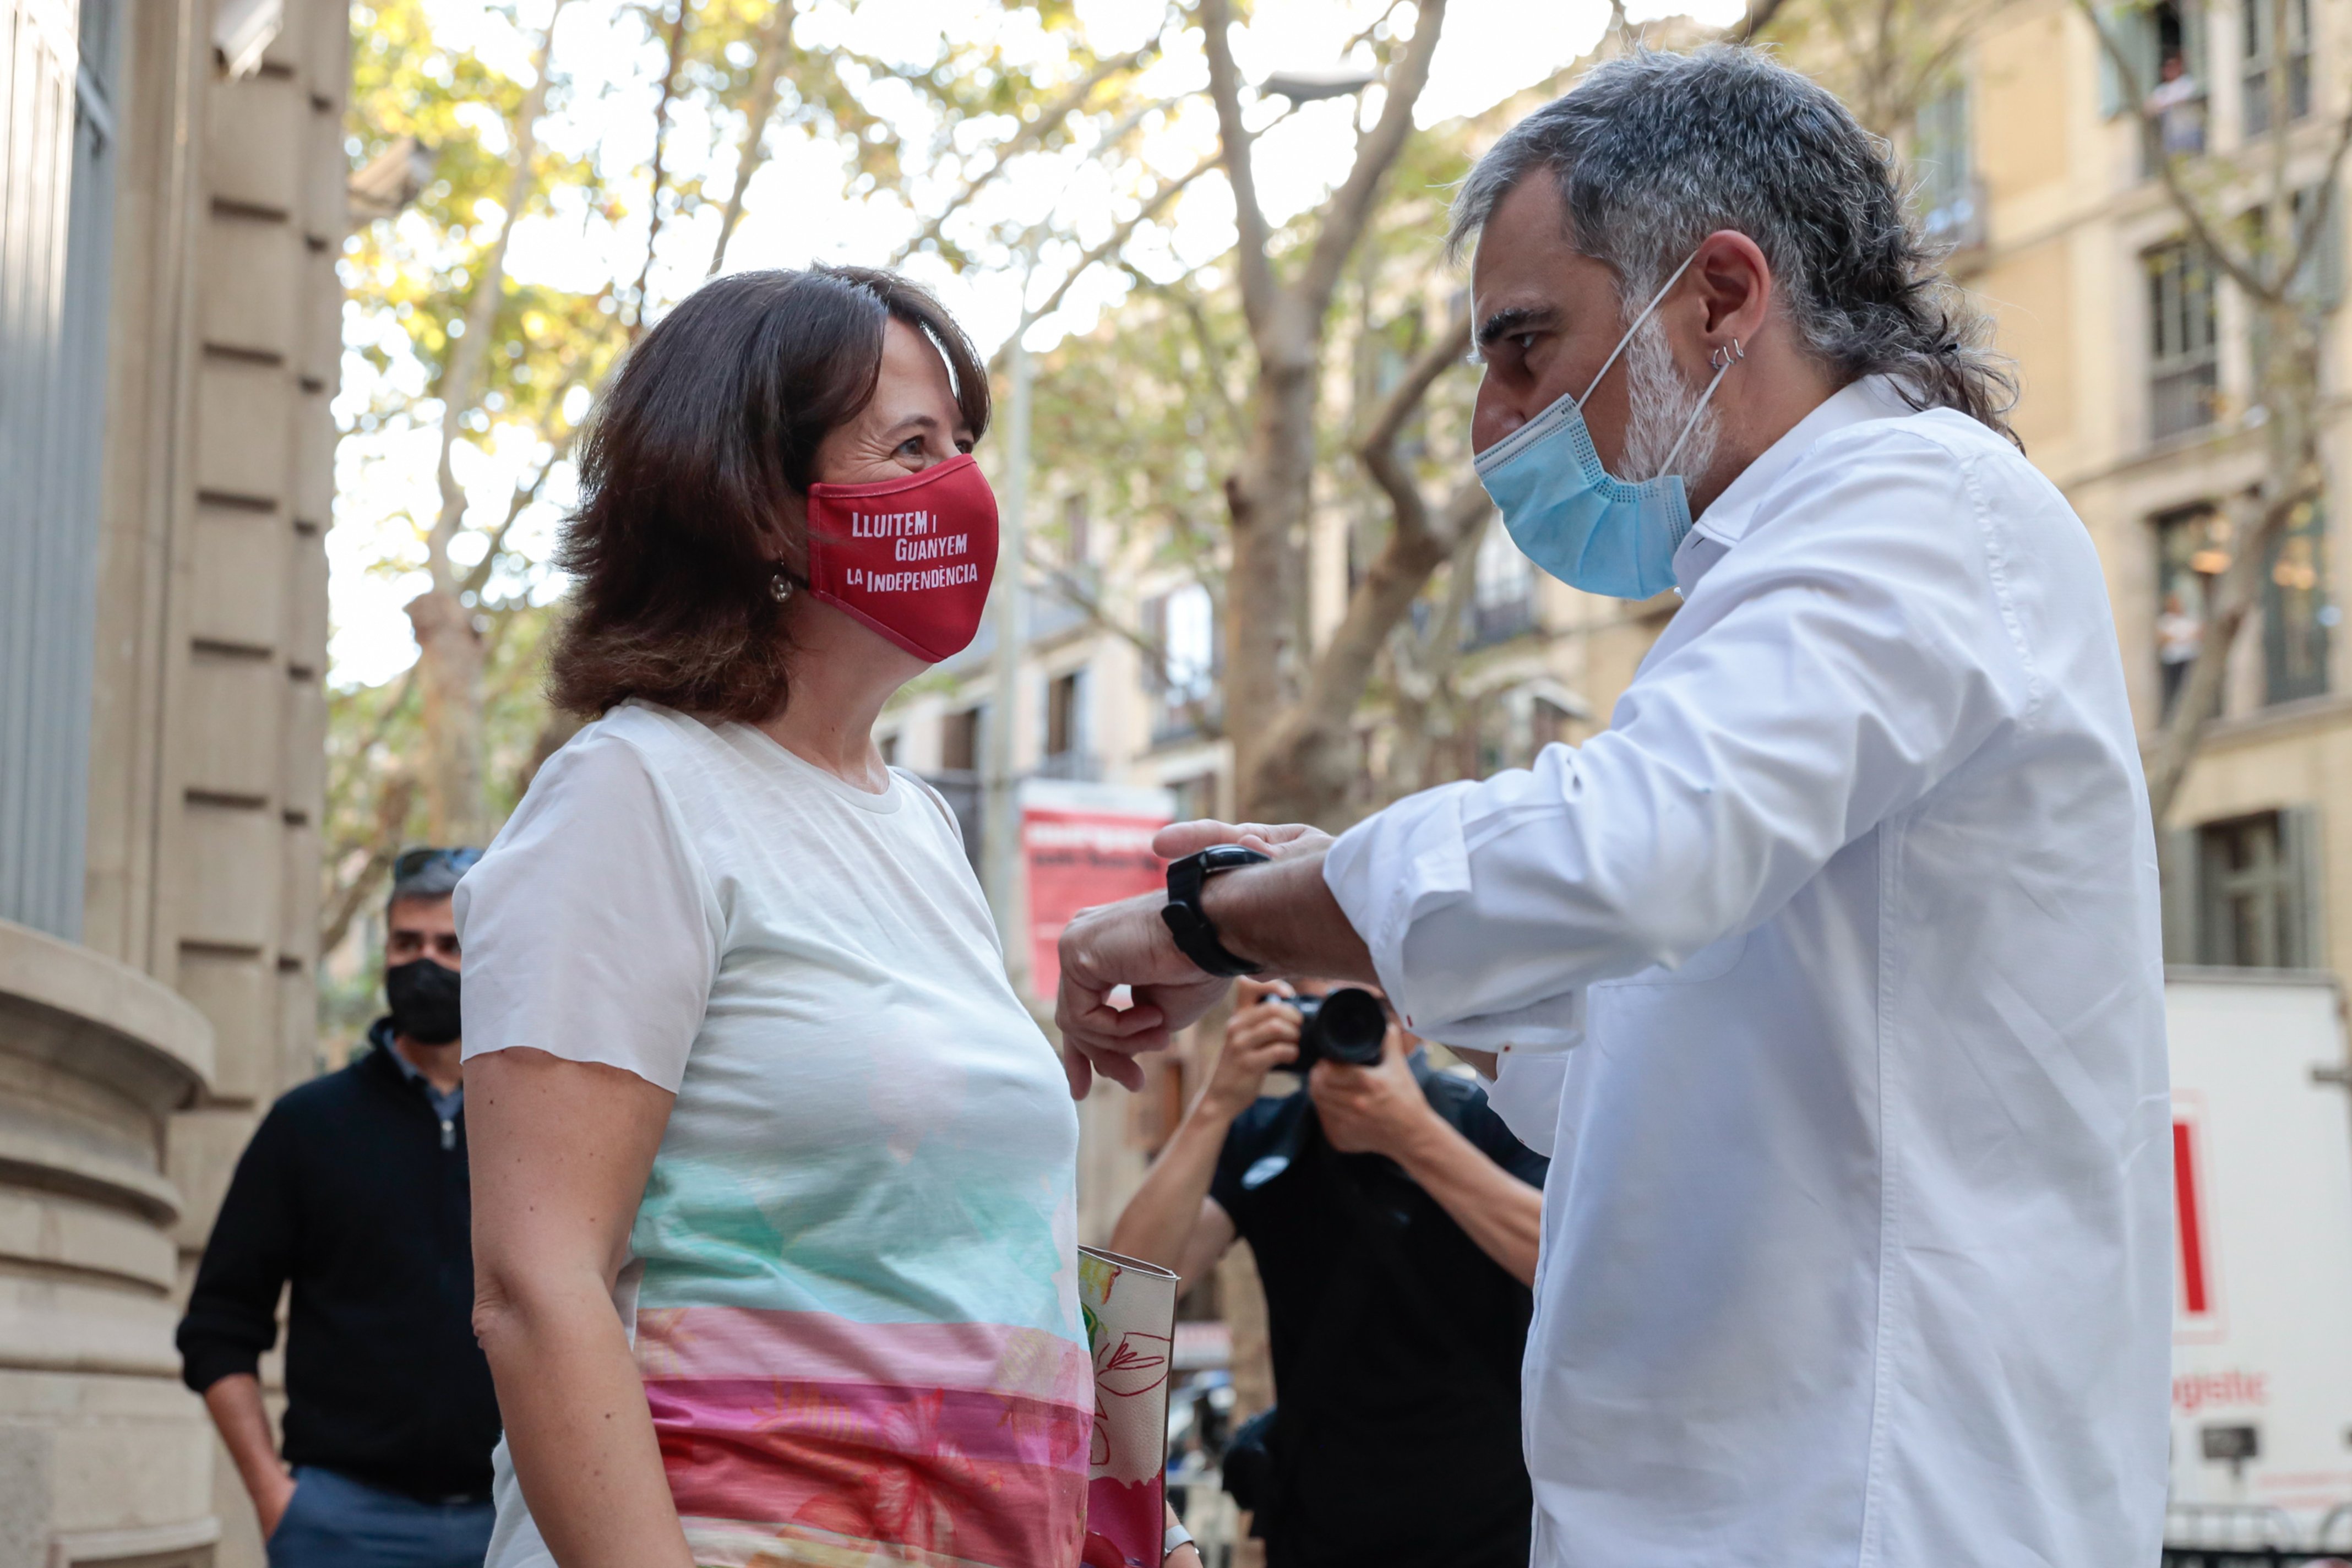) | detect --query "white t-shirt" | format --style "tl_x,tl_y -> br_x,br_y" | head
455,700 -> 1092,1568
